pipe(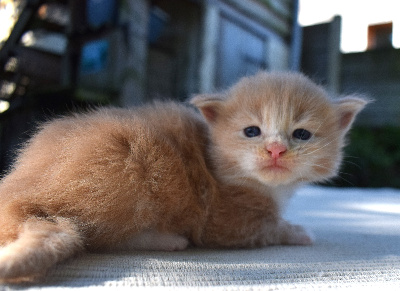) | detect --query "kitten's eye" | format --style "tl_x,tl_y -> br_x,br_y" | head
244,126 -> 261,138
292,129 -> 312,140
